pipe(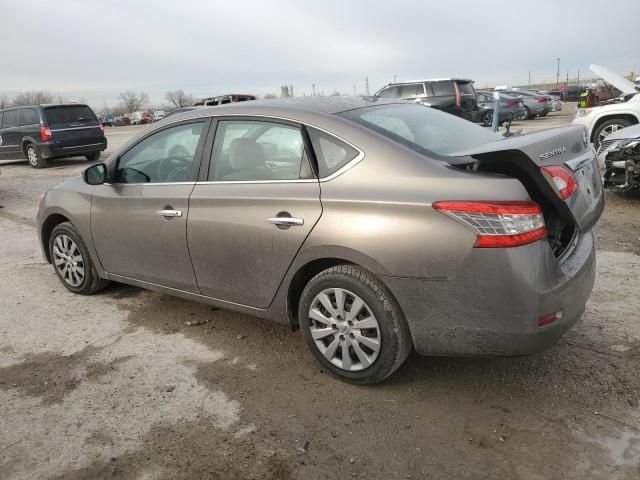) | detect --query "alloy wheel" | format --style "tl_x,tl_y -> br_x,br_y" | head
27,146 -> 38,166
52,234 -> 85,287
308,288 -> 381,371
599,124 -> 625,143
